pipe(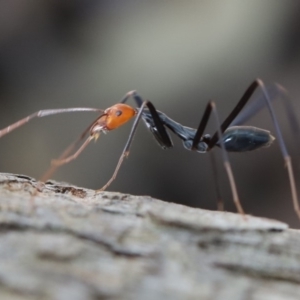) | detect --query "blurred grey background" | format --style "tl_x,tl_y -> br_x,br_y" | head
1,0 -> 300,226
